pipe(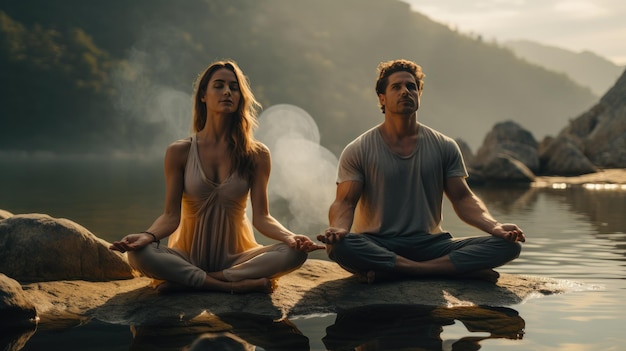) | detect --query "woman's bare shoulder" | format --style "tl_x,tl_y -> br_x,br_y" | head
253,142 -> 271,162
165,137 -> 192,164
